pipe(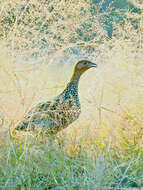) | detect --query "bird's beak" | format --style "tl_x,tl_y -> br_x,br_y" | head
90,62 -> 98,67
